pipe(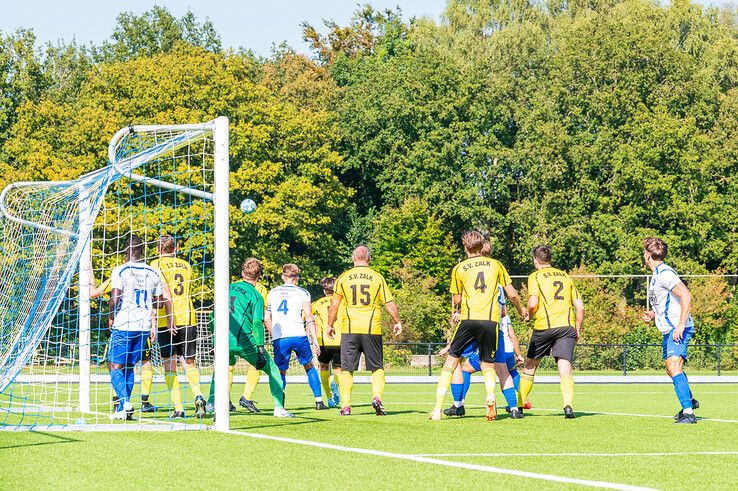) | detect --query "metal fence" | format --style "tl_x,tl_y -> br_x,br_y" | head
382,342 -> 738,376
